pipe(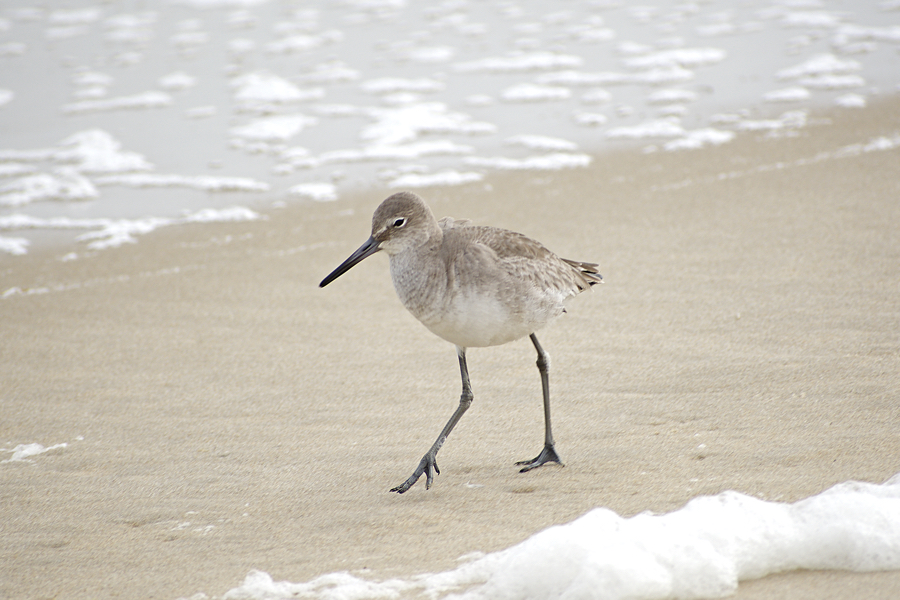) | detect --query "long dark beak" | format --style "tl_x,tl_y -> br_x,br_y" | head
319,236 -> 381,287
